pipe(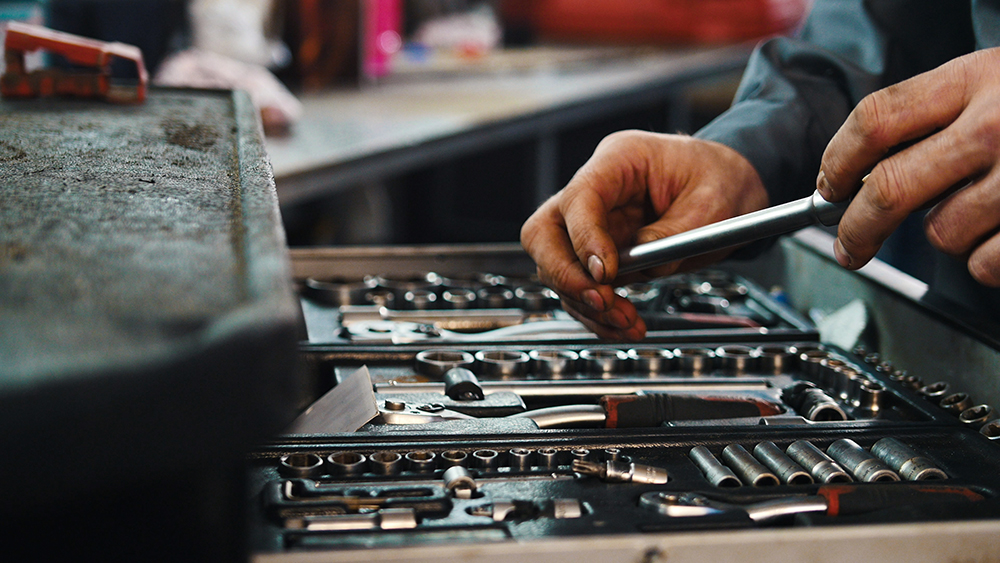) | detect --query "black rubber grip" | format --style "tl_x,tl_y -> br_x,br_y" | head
819,483 -> 985,516
600,394 -> 777,428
